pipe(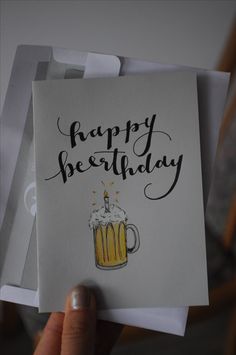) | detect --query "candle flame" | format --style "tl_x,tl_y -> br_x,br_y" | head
104,190 -> 109,198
